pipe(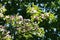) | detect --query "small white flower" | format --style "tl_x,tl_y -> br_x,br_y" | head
41,14 -> 45,19
40,27 -> 44,30
10,15 -> 15,20
30,10 -> 37,13
33,10 -> 37,13
0,29 -> 4,31
18,15 -> 23,20
19,21 -> 22,24
6,34 -> 11,38
5,15 -> 10,18
46,13 -> 49,17
30,7 -> 37,13
34,16 -> 36,18
26,19 -> 30,21
7,31 -> 10,34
